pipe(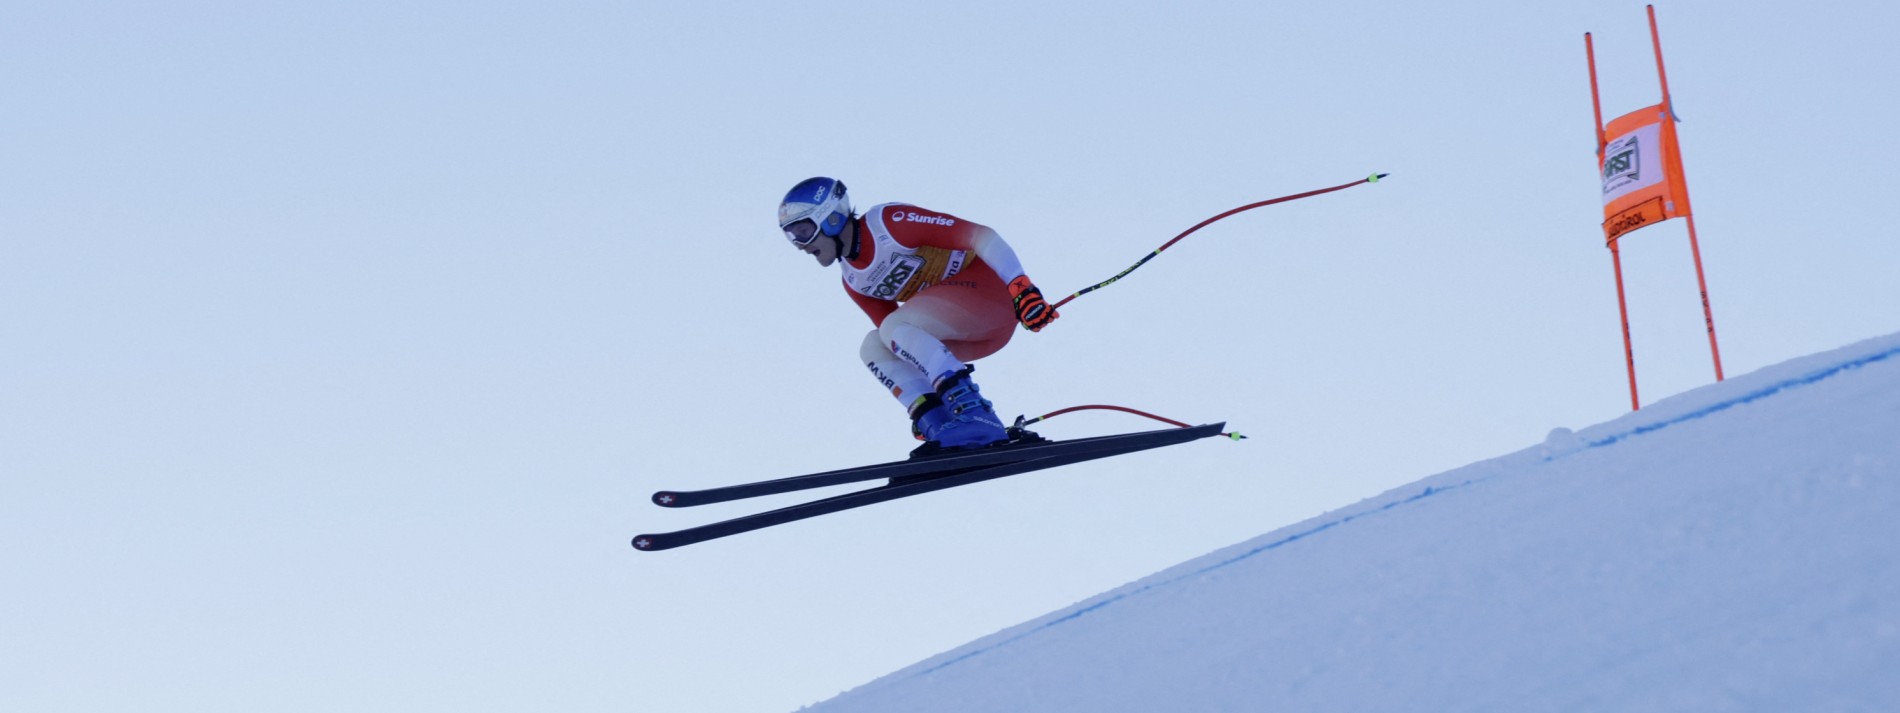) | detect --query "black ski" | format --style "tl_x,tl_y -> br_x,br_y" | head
632,423 -> 1225,552
653,423 -> 1225,508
